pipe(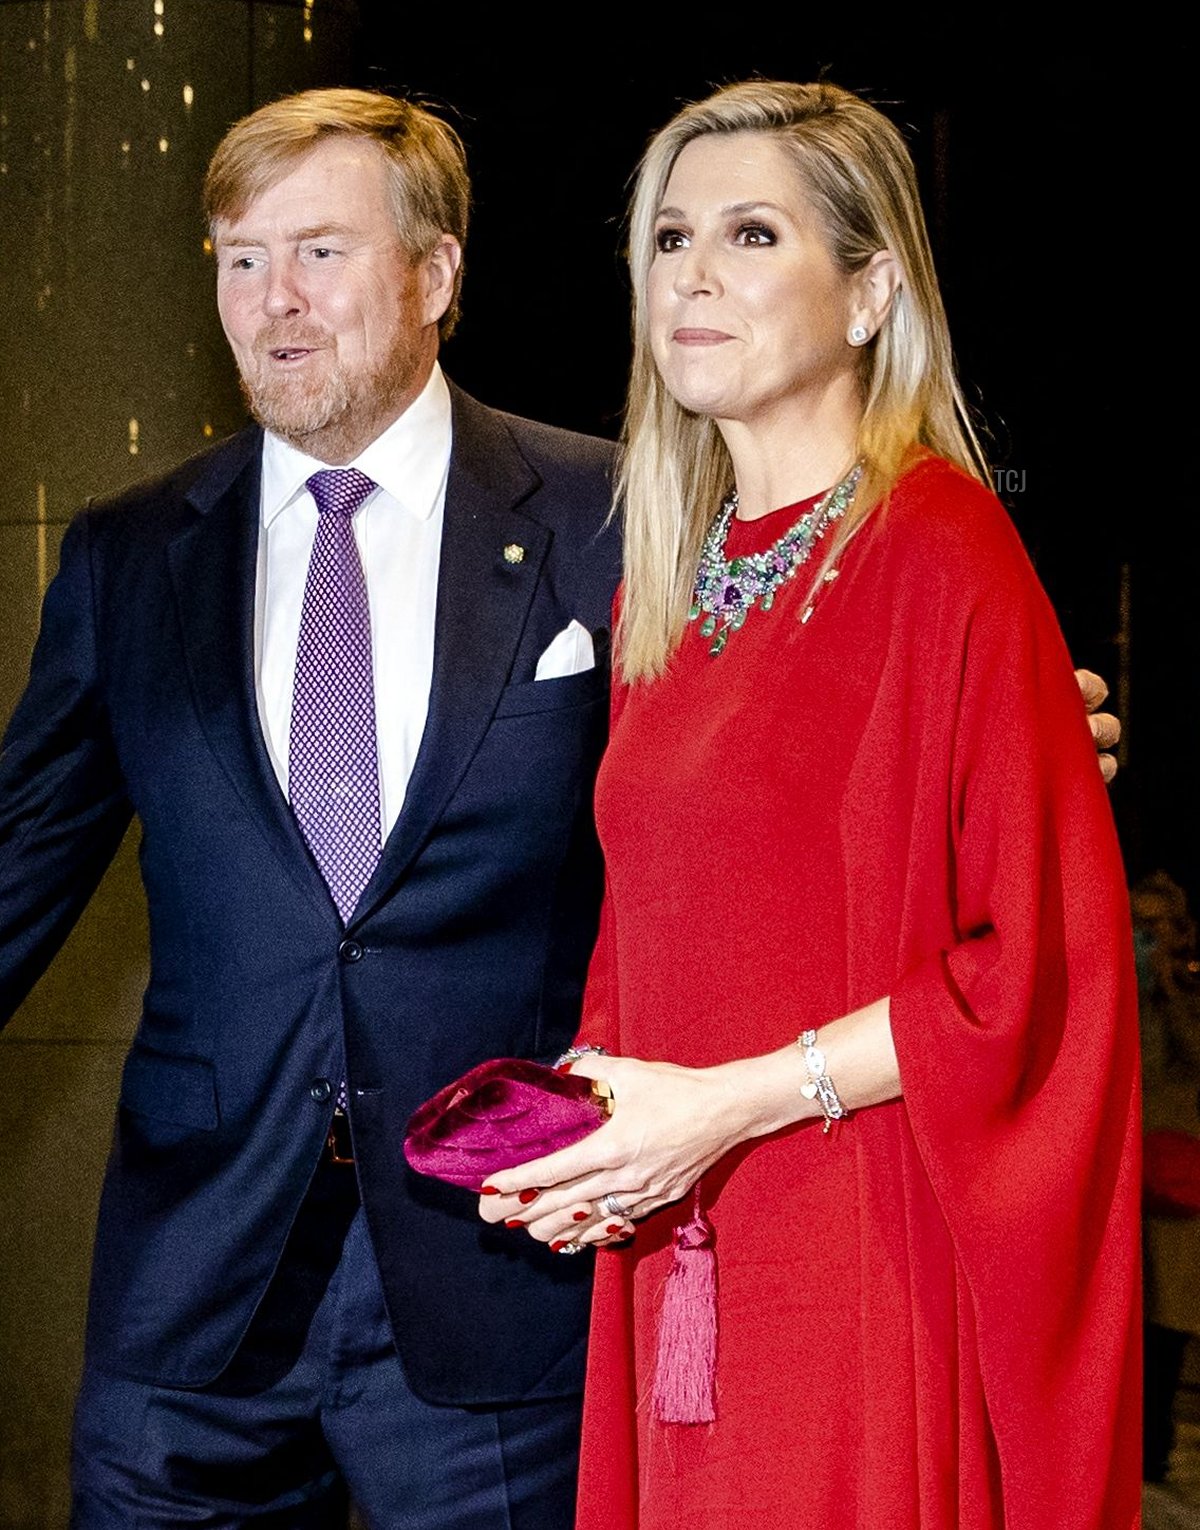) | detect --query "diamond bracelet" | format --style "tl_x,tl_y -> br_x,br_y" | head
797,1029 -> 848,1134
